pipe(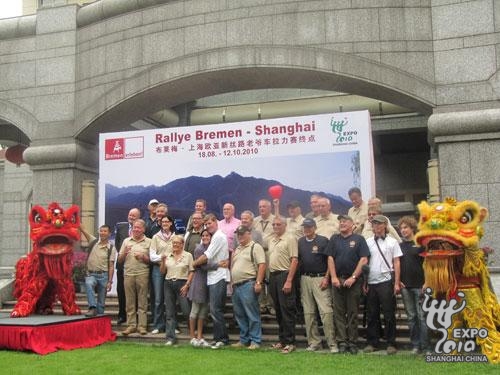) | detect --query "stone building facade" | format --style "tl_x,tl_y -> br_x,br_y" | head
0,0 -> 499,272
